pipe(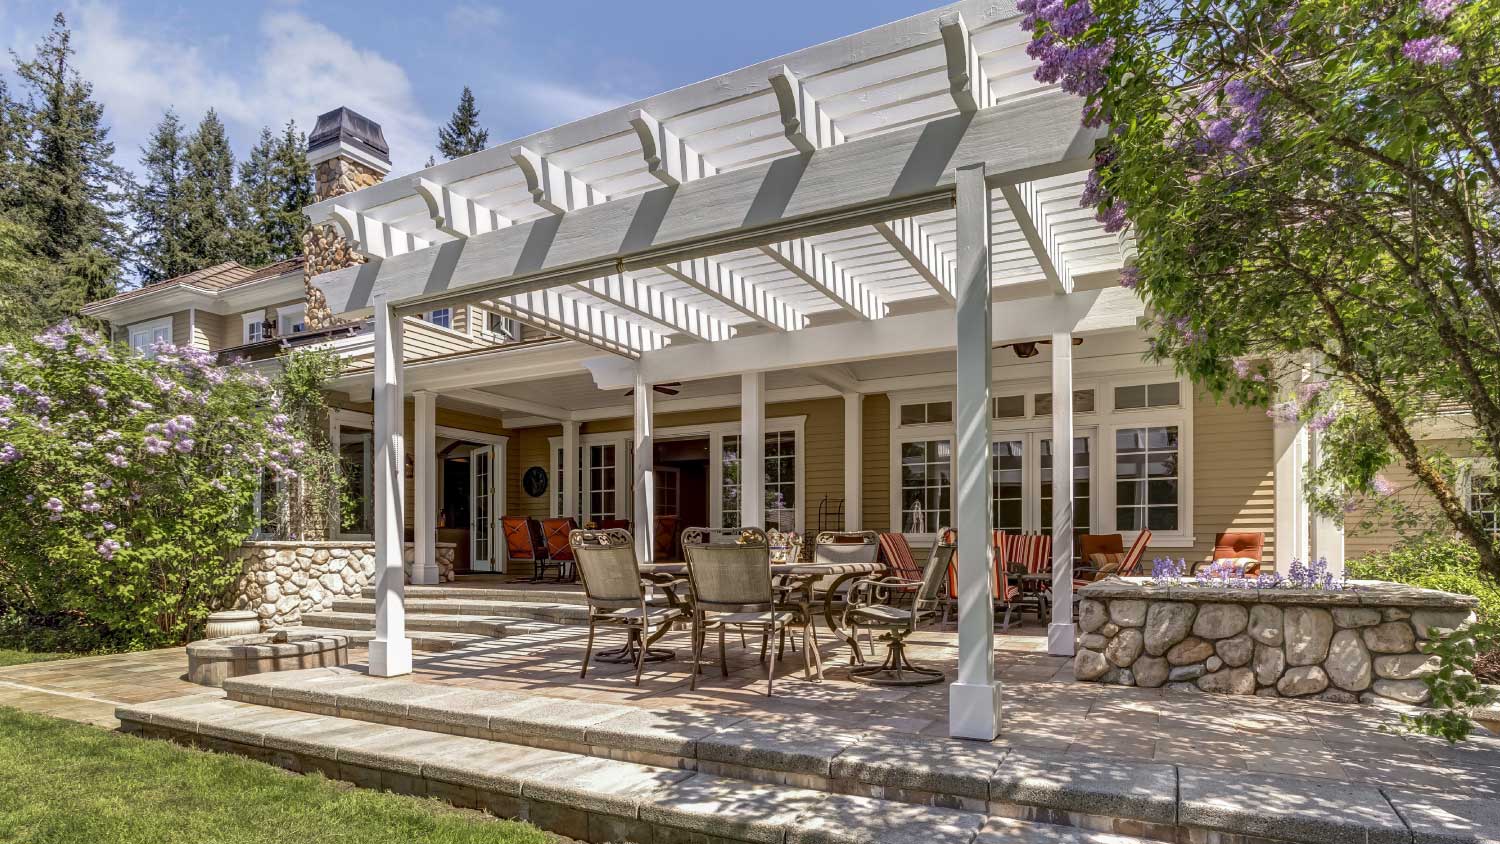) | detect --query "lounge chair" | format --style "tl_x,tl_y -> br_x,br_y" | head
540,517 -> 578,581
570,528 -> 684,685
841,530 -> 956,685
500,517 -> 552,581
1205,531 -> 1264,575
1078,530 -> 1152,580
875,532 -> 925,605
